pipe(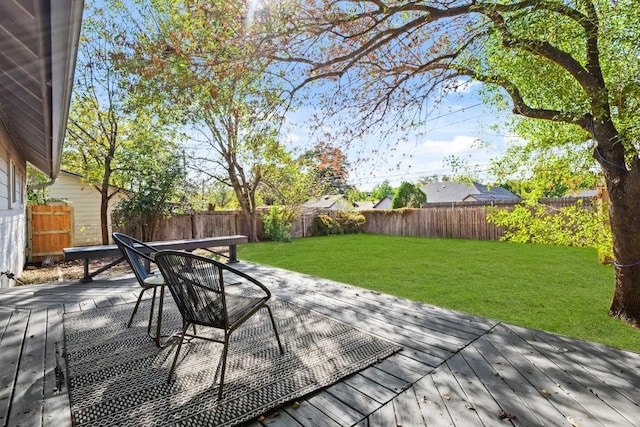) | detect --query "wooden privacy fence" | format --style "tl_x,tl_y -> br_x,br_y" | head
362,197 -> 598,240
27,205 -> 74,263
361,206 -> 506,240
115,210 -> 245,241
116,196 -> 599,243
